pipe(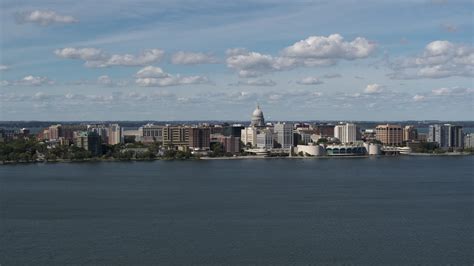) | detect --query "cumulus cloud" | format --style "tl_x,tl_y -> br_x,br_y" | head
388,40 -> 473,79
296,77 -> 323,85
413,95 -> 425,102
135,66 -> 209,87
226,34 -> 375,77
0,65 -> 10,71
18,75 -> 54,86
97,75 -> 113,86
171,51 -> 218,65
432,87 -> 473,96
55,48 -> 164,67
16,10 -> 78,26
236,79 -> 276,87
364,83 -> 383,94
281,34 -> 376,60
323,73 -> 341,79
